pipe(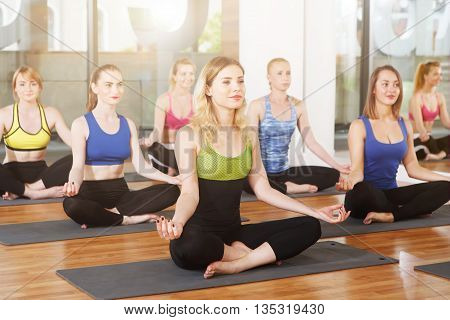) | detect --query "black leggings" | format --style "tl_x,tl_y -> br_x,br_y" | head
344,181 -> 450,221
0,155 -> 72,196
63,178 -> 180,227
147,142 -> 178,173
414,135 -> 449,160
244,166 -> 340,194
169,216 -> 321,270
